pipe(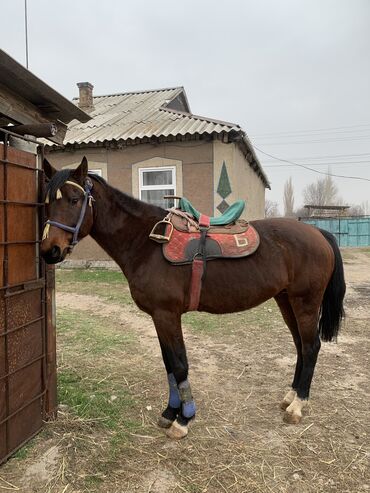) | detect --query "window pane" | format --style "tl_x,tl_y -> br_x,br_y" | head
142,170 -> 173,186
141,189 -> 175,208
89,169 -> 102,177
